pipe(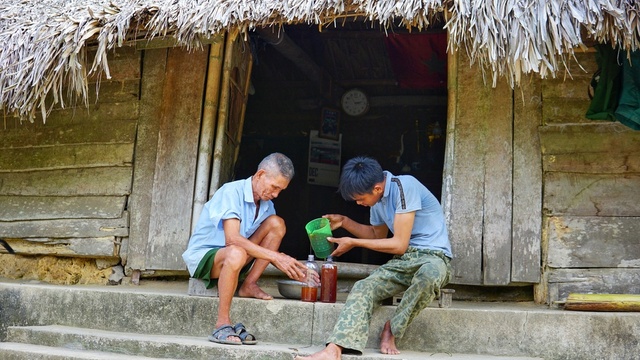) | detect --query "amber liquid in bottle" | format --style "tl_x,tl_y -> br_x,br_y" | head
301,286 -> 317,302
320,257 -> 337,303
